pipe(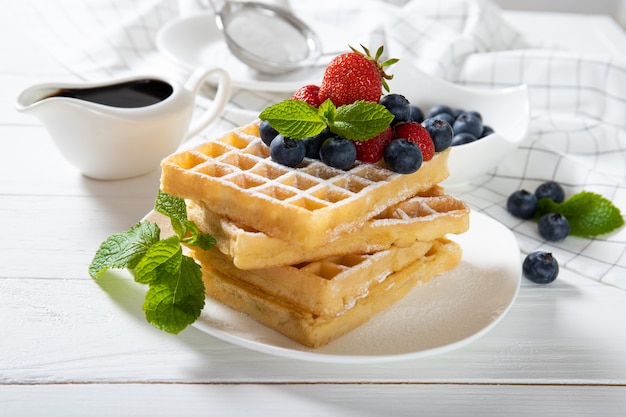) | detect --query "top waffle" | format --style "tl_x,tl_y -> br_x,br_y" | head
161,121 -> 451,249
